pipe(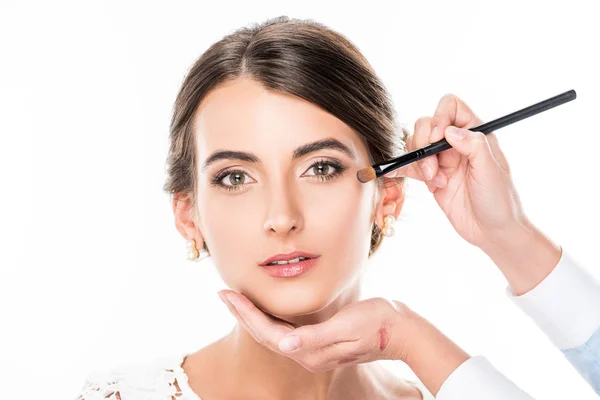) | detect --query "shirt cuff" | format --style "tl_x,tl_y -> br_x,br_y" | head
436,355 -> 534,399
507,248 -> 600,350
